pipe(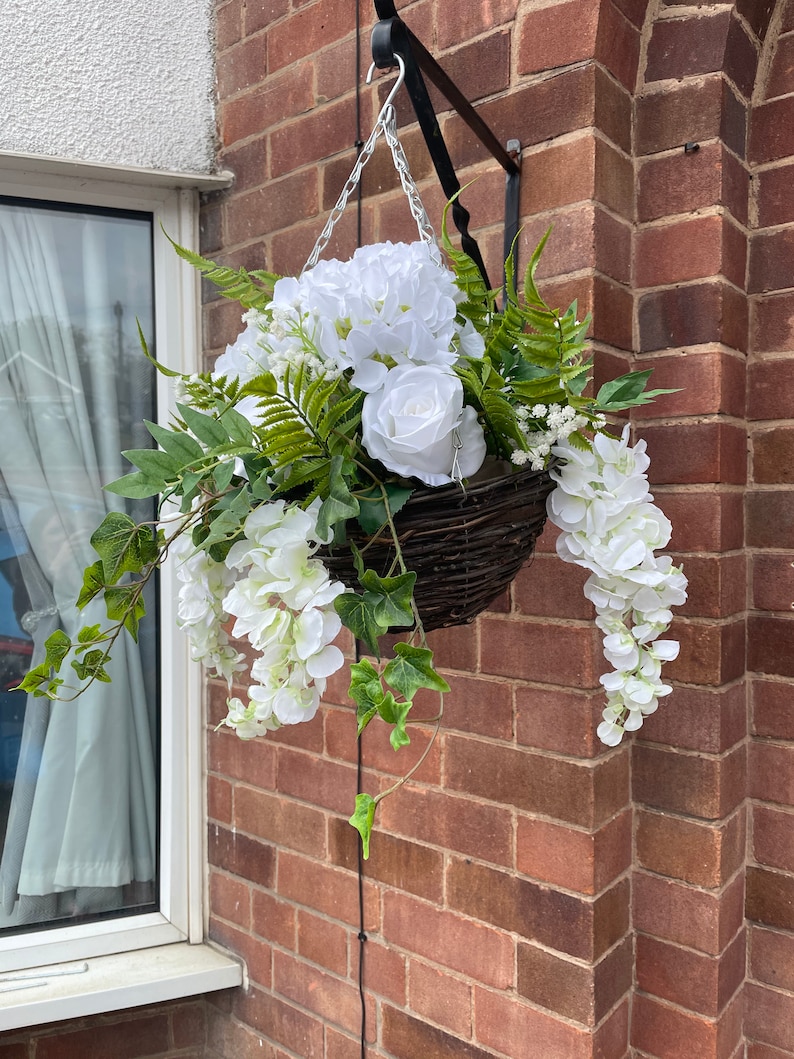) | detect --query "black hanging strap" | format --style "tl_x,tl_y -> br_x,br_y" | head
370,10 -> 522,294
